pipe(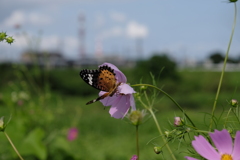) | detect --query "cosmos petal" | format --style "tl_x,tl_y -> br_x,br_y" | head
118,83 -> 136,94
232,131 -> 240,159
100,92 -> 134,119
99,62 -> 127,83
185,157 -> 199,160
109,94 -> 131,119
129,94 -> 136,111
192,135 -> 220,159
210,129 -> 232,155
99,91 -> 117,106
